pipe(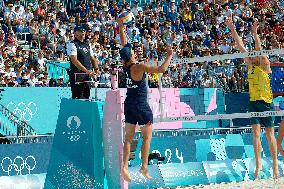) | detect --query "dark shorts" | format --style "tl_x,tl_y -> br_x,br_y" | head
249,100 -> 275,128
69,73 -> 90,99
70,82 -> 90,99
124,102 -> 153,125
